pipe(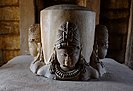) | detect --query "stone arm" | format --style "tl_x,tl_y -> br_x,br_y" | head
33,43 -> 44,63
90,46 -> 106,77
30,43 -> 45,74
